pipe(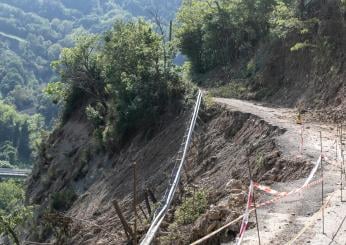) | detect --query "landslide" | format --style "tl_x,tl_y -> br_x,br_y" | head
25,102 -> 313,244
